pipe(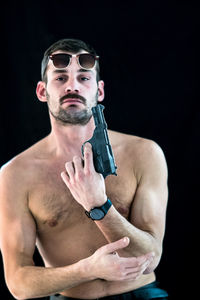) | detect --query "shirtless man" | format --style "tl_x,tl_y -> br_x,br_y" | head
0,38 -> 168,300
